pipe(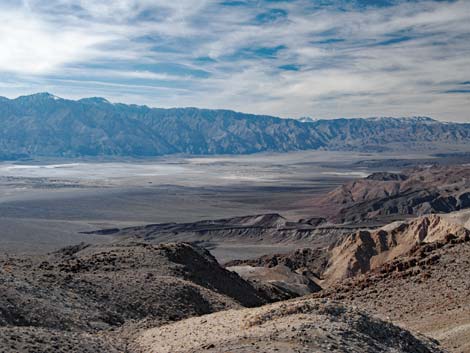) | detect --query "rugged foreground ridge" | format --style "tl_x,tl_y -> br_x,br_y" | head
228,211 -> 470,352
0,239 -> 446,353
0,93 -> 469,159
2,211 -> 469,352
0,242 -> 266,352
133,298 -> 444,353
